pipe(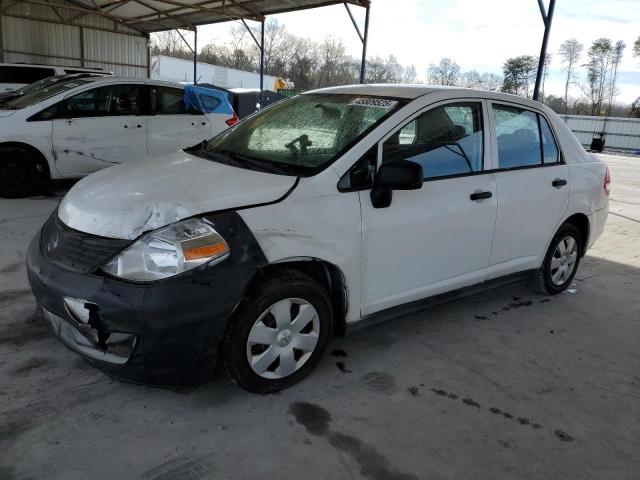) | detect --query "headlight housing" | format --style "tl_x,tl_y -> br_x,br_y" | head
102,218 -> 229,281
